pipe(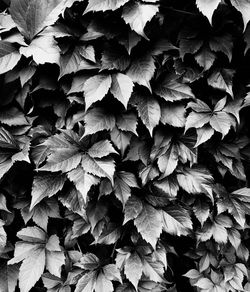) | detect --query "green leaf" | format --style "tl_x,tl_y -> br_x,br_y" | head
10,0 -> 75,40
161,206 -> 192,236
30,173 -> 66,209
67,166 -> 100,202
134,203 -> 162,248
231,0 -> 250,30
122,2 -> 159,39
154,74 -> 194,102
83,74 -> 112,110
0,41 -> 21,75
84,0 -> 130,13
111,73 -> 134,108
196,0 -> 221,24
